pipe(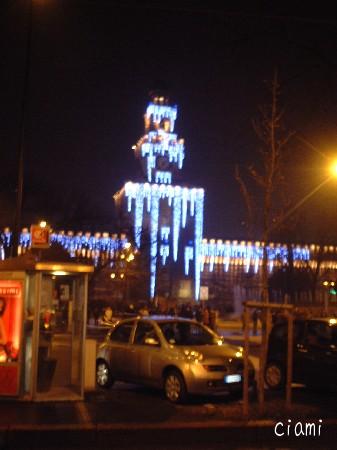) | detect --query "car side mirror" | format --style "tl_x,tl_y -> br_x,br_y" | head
144,337 -> 160,346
